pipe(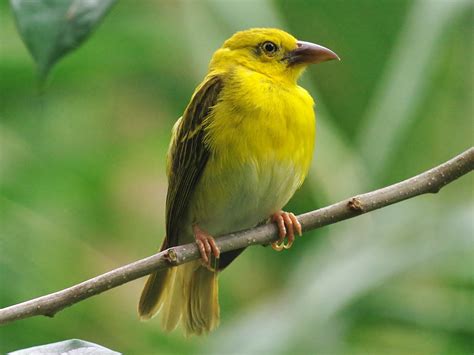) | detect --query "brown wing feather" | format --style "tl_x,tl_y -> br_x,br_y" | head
162,75 -> 223,249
